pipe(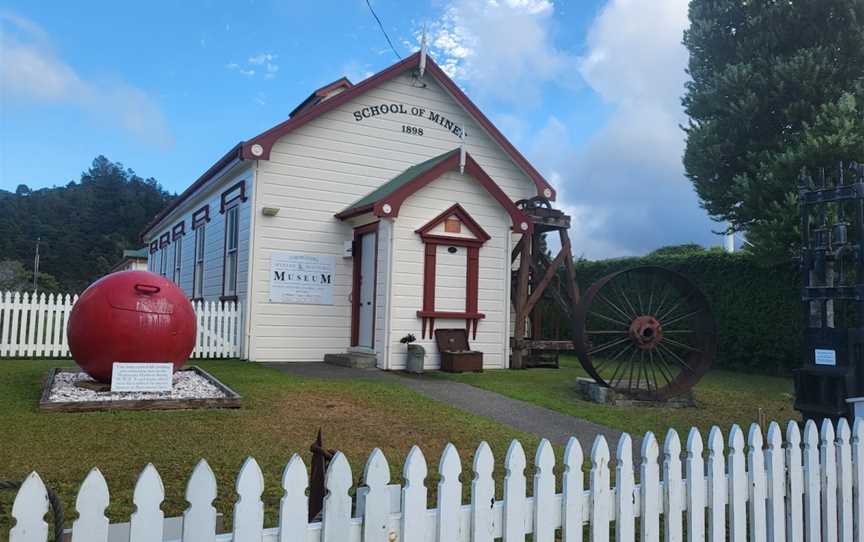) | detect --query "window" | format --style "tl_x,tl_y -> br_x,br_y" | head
172,222 -> 185,285
172,238 -> 182,284
159,247 -> 168,276
222,206 -> 239,298
149,240 -> 158,272
193,226 -> 205,299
